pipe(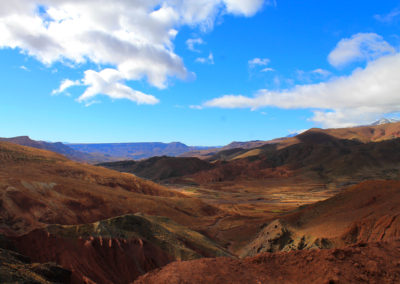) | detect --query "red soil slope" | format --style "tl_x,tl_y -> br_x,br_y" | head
14,228 -> 172,284
12,213 -> 231,283
0,141 -> 221,236
136,241 -> 400,284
